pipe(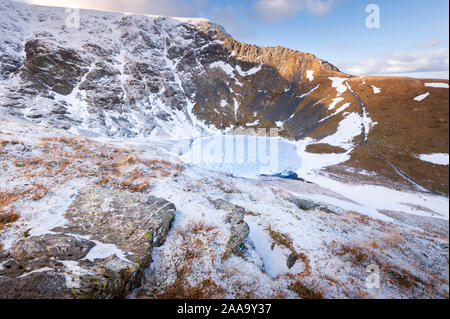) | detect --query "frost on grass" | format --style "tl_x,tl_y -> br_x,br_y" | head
0,119 -> 183,249
1,118 -> 448,299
